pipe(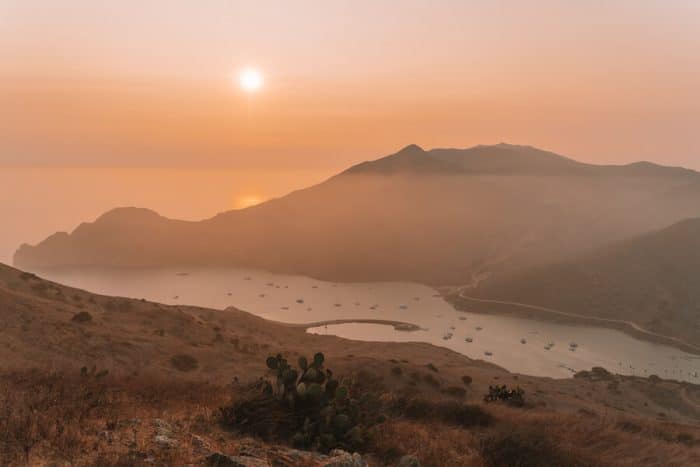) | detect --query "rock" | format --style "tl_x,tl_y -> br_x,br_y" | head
266,446 -> 325,466
154,434 -> 178,448
324,449 -> 367,467
191,434 -> 213,455
153,418 -> 178,448
398,454 -> 421,467
153,419 -> 173,433
206,453 -> 271,467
